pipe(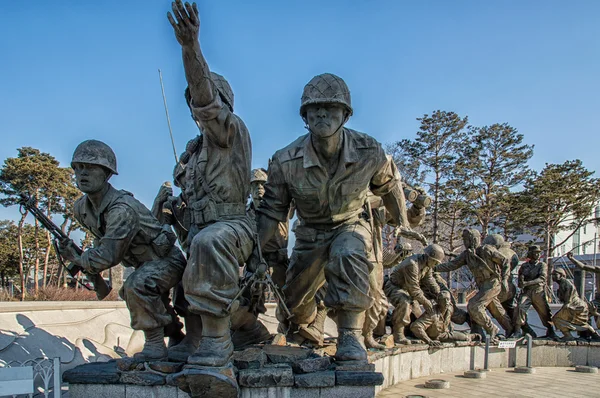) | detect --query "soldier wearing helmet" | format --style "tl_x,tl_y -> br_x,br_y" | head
58,140 -> 186,364
514,245 -> 557,339
167,1 -> 260,369
384,244 -> 444,344
256,72 -> 413,363
410,290 -> 482,346
363,184 -> 426,350
436,229 -> 513,343
551,265 -> 600,340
